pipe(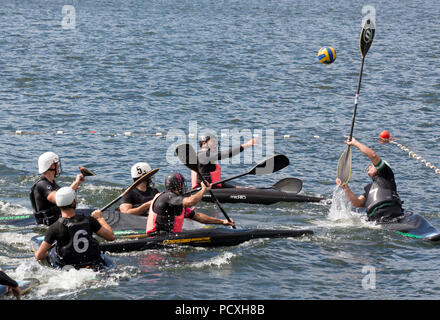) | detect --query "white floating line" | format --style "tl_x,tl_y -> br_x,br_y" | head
393,141 -> 439,176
